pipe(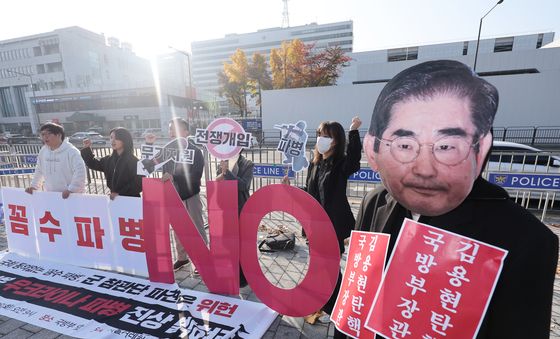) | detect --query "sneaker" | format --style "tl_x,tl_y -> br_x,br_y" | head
173,259 -> 190,270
